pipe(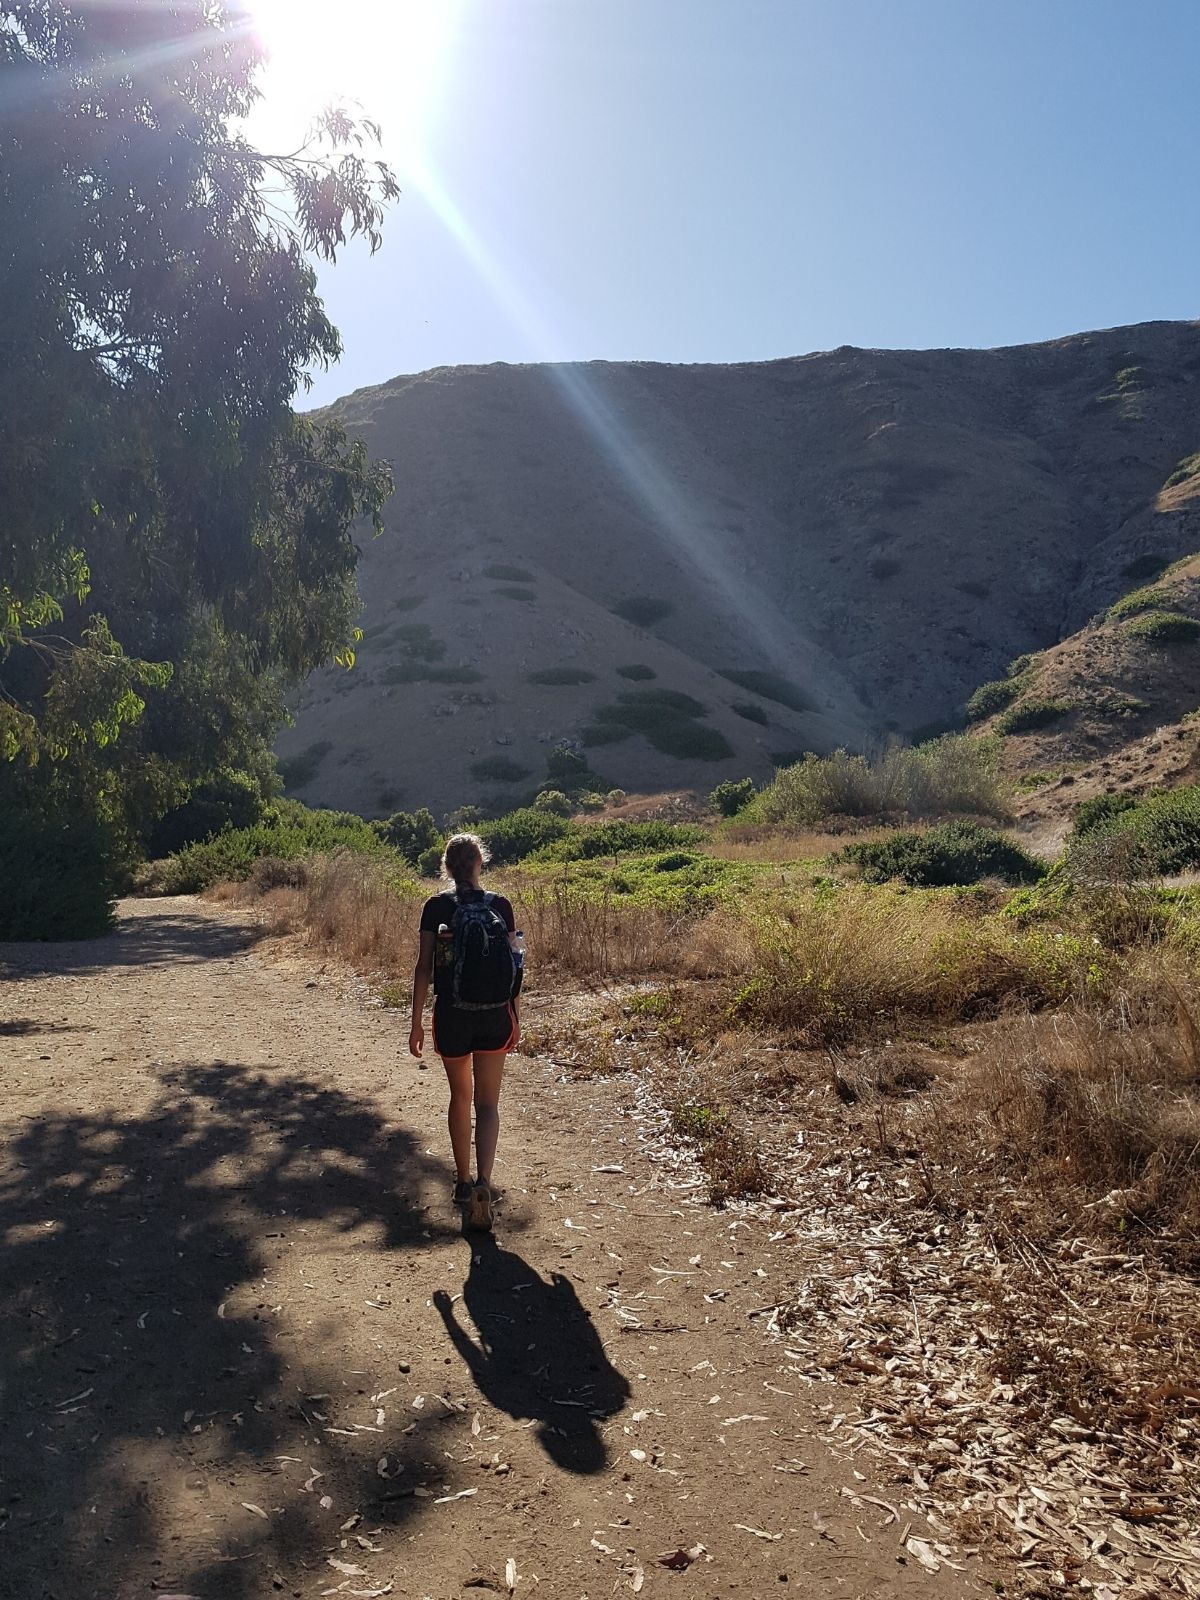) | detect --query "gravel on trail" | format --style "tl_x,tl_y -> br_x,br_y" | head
0,897 -> 979,1600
